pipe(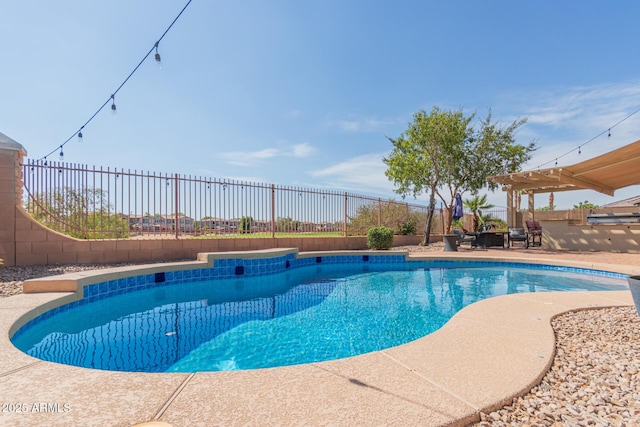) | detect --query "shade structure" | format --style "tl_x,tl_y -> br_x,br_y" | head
489,139 -> 640,196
